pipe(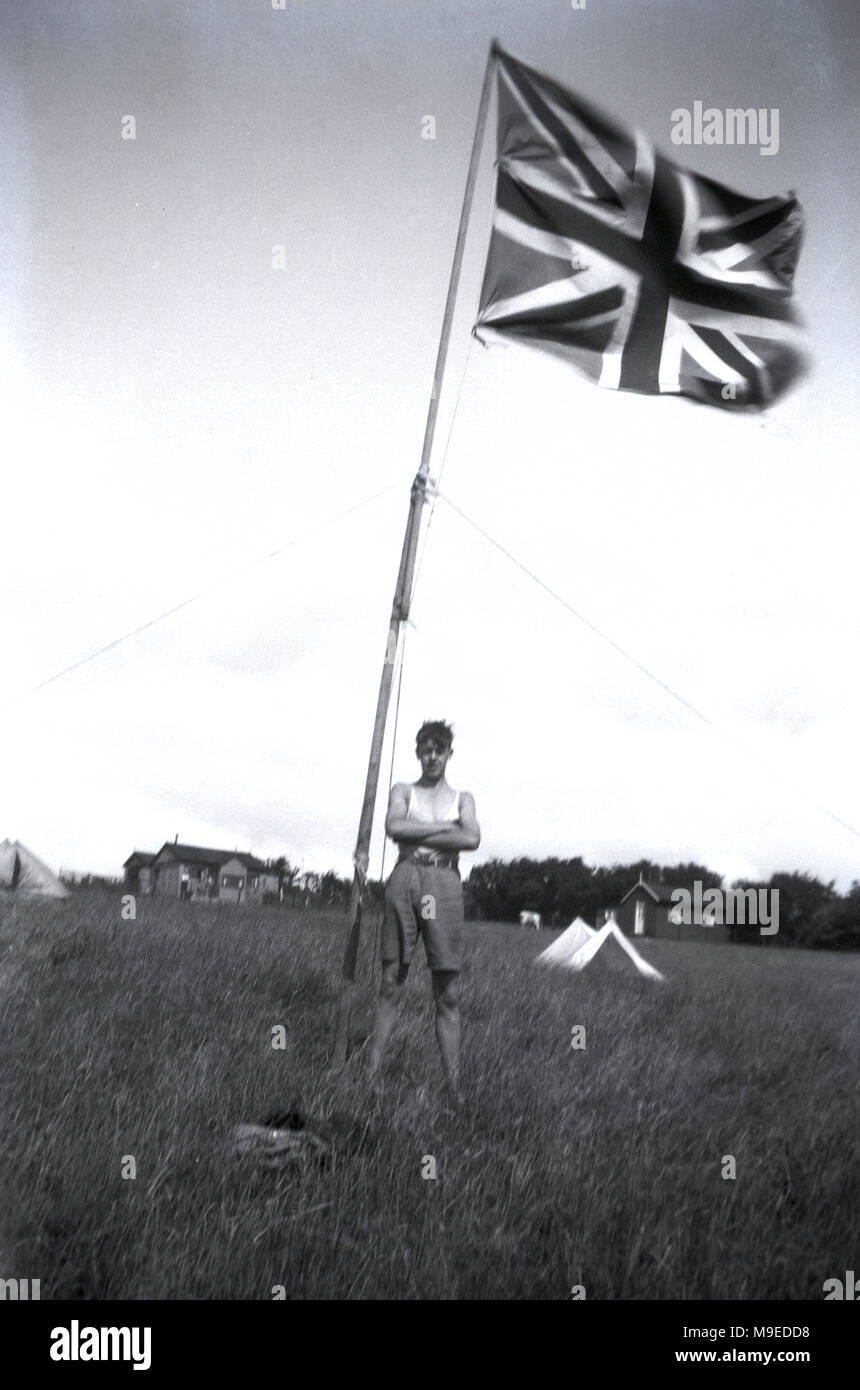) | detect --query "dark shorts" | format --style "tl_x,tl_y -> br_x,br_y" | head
381,859 -> 464,974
